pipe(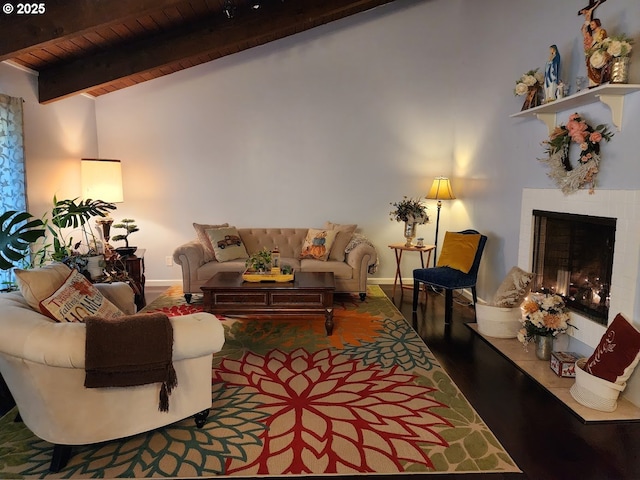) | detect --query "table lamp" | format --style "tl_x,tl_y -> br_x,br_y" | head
426,176 -> 456,266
